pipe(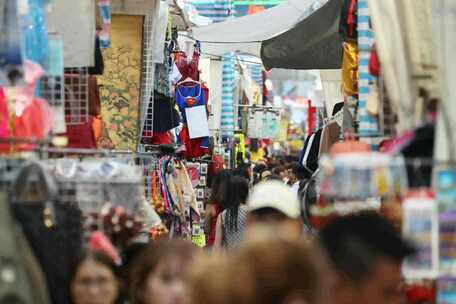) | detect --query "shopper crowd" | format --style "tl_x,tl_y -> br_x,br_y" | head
68,158 -> 415,304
